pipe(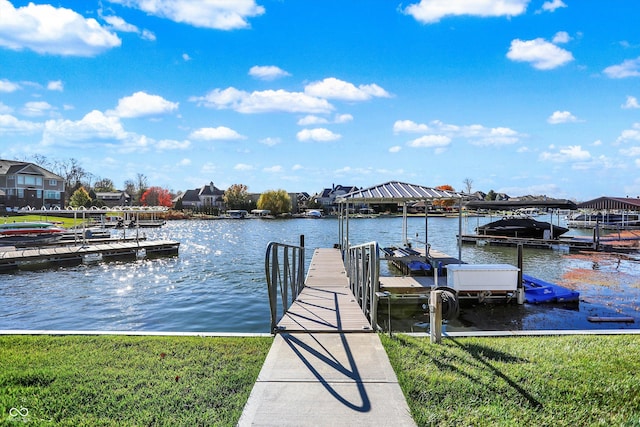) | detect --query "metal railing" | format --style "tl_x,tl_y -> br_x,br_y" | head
344,241 -> 380,329
265,236 -> 305,334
